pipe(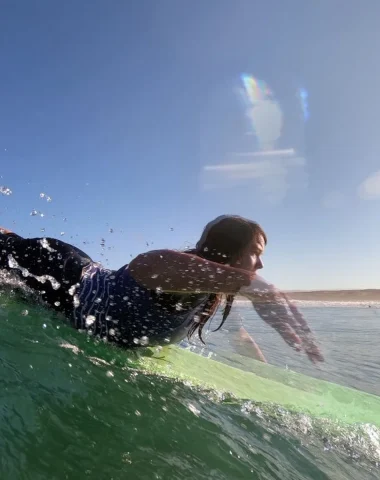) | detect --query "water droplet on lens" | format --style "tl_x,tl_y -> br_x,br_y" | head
85,315 -> 95,327
68,285 -> 76,296
0,186 -> 12,196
